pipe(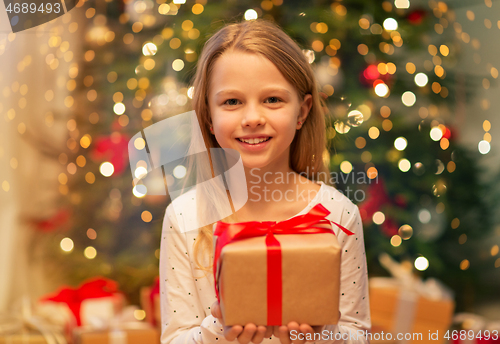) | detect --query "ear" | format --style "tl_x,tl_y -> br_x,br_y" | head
297,93 -> 313,129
